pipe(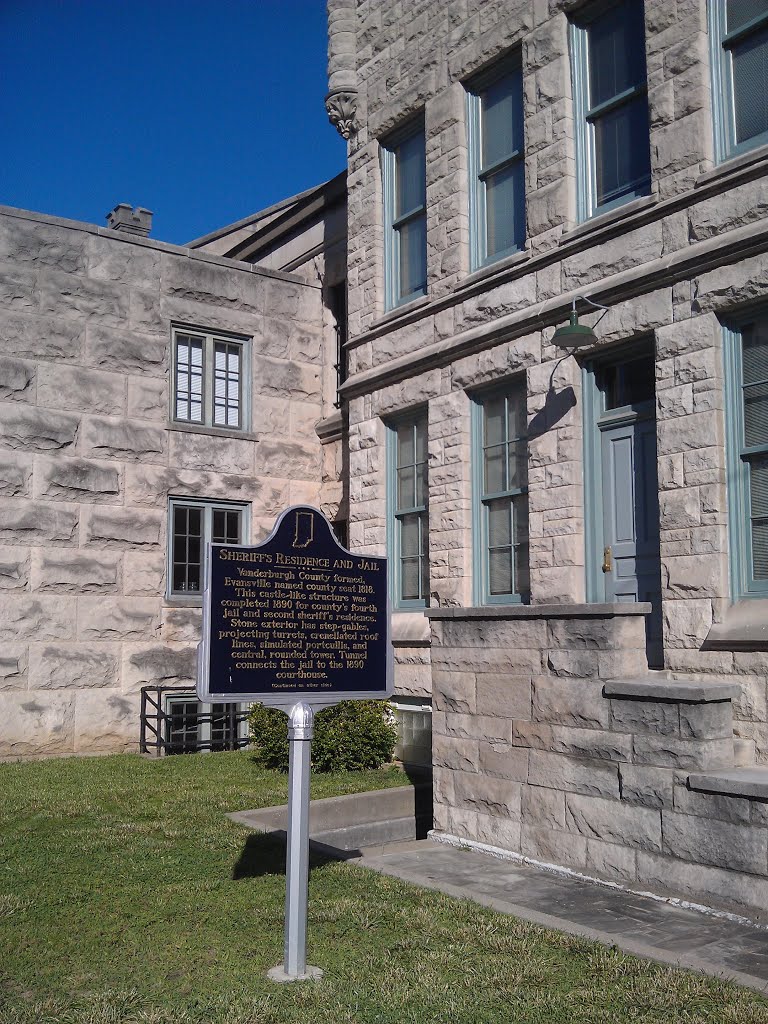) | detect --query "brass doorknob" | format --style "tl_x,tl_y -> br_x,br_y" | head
602,546 -> 612,573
